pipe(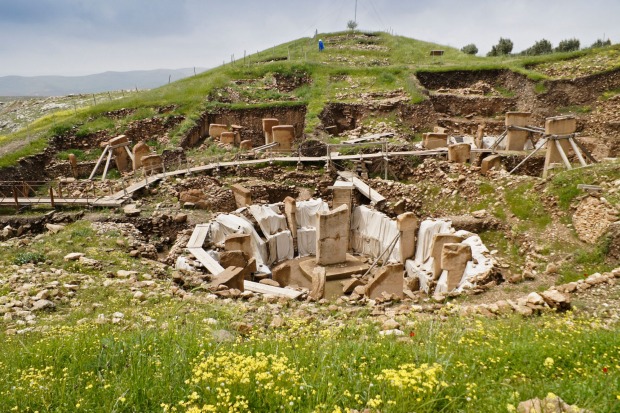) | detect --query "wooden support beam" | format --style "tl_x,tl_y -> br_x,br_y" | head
101,148 -> 114,181
568,137 -> 587,167
89,146 -> 109,180
554,139 -> 573,170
